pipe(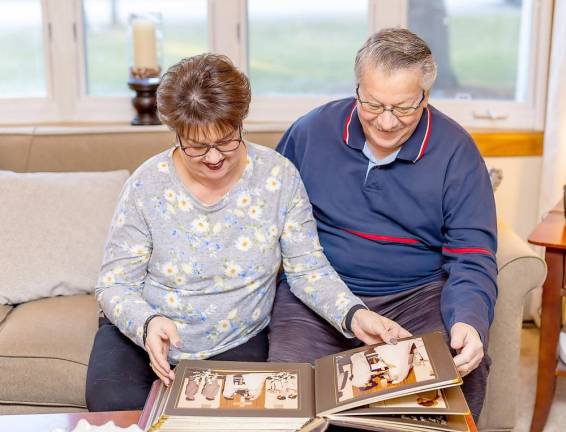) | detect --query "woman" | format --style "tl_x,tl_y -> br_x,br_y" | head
85,54 -> 409,411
